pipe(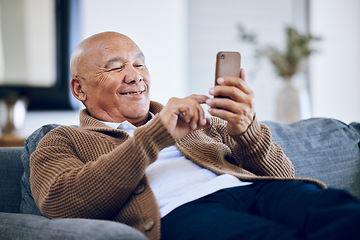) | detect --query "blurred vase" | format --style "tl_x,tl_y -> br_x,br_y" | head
0,97 -> 26,136
276,78 -> 301,123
